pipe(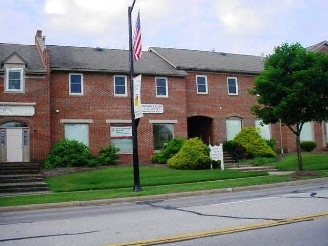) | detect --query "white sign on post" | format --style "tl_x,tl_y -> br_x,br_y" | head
209,143 -> 224,170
